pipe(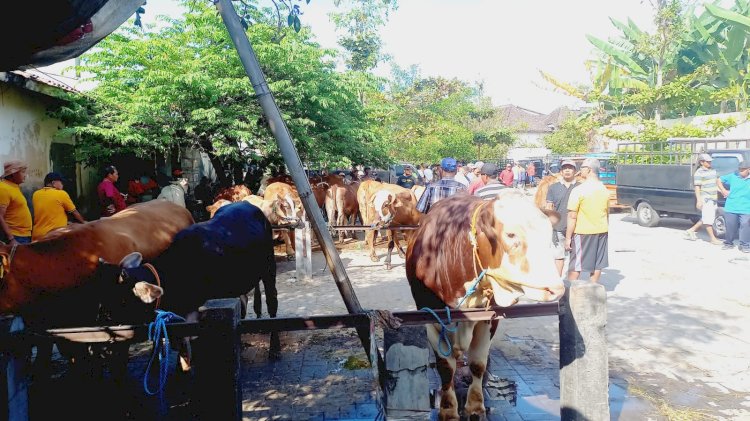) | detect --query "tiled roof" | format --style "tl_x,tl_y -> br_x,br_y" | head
496,104 -> 576,133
